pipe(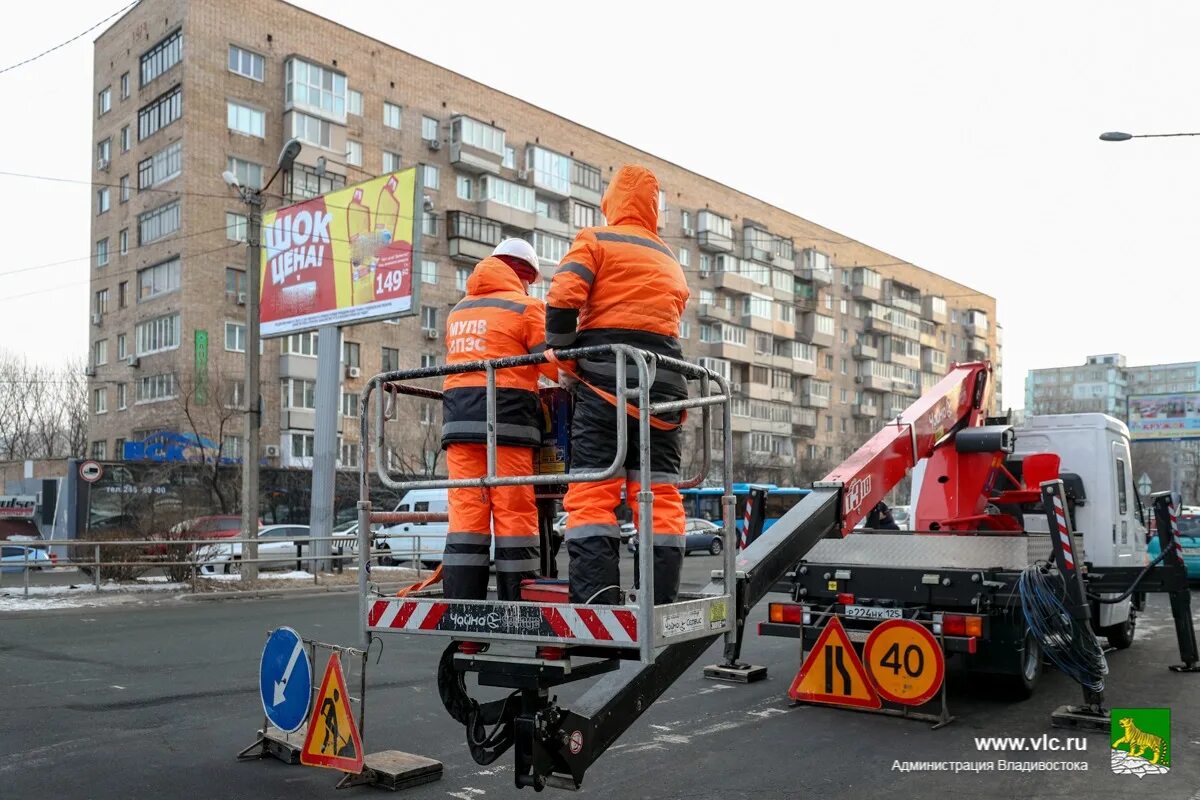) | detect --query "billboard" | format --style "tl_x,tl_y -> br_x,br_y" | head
1127,392 -> 1200,440
260,168 -> 419,336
